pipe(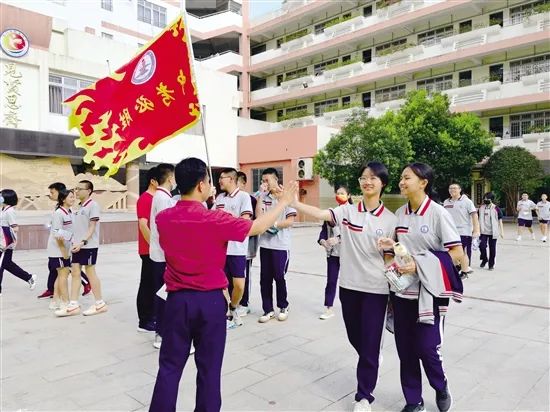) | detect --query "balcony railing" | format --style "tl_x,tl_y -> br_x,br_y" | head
504,61 -> 550,83
250,16 -> 548,105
